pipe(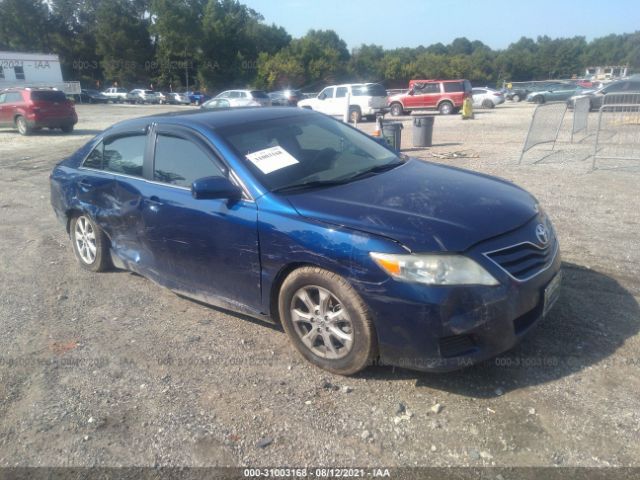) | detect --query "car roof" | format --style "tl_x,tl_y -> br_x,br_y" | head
103,106 -> 315,134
